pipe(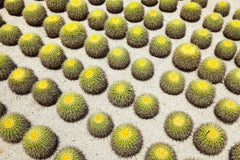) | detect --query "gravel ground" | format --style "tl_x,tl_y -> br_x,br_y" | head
0,0 -> 240,159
